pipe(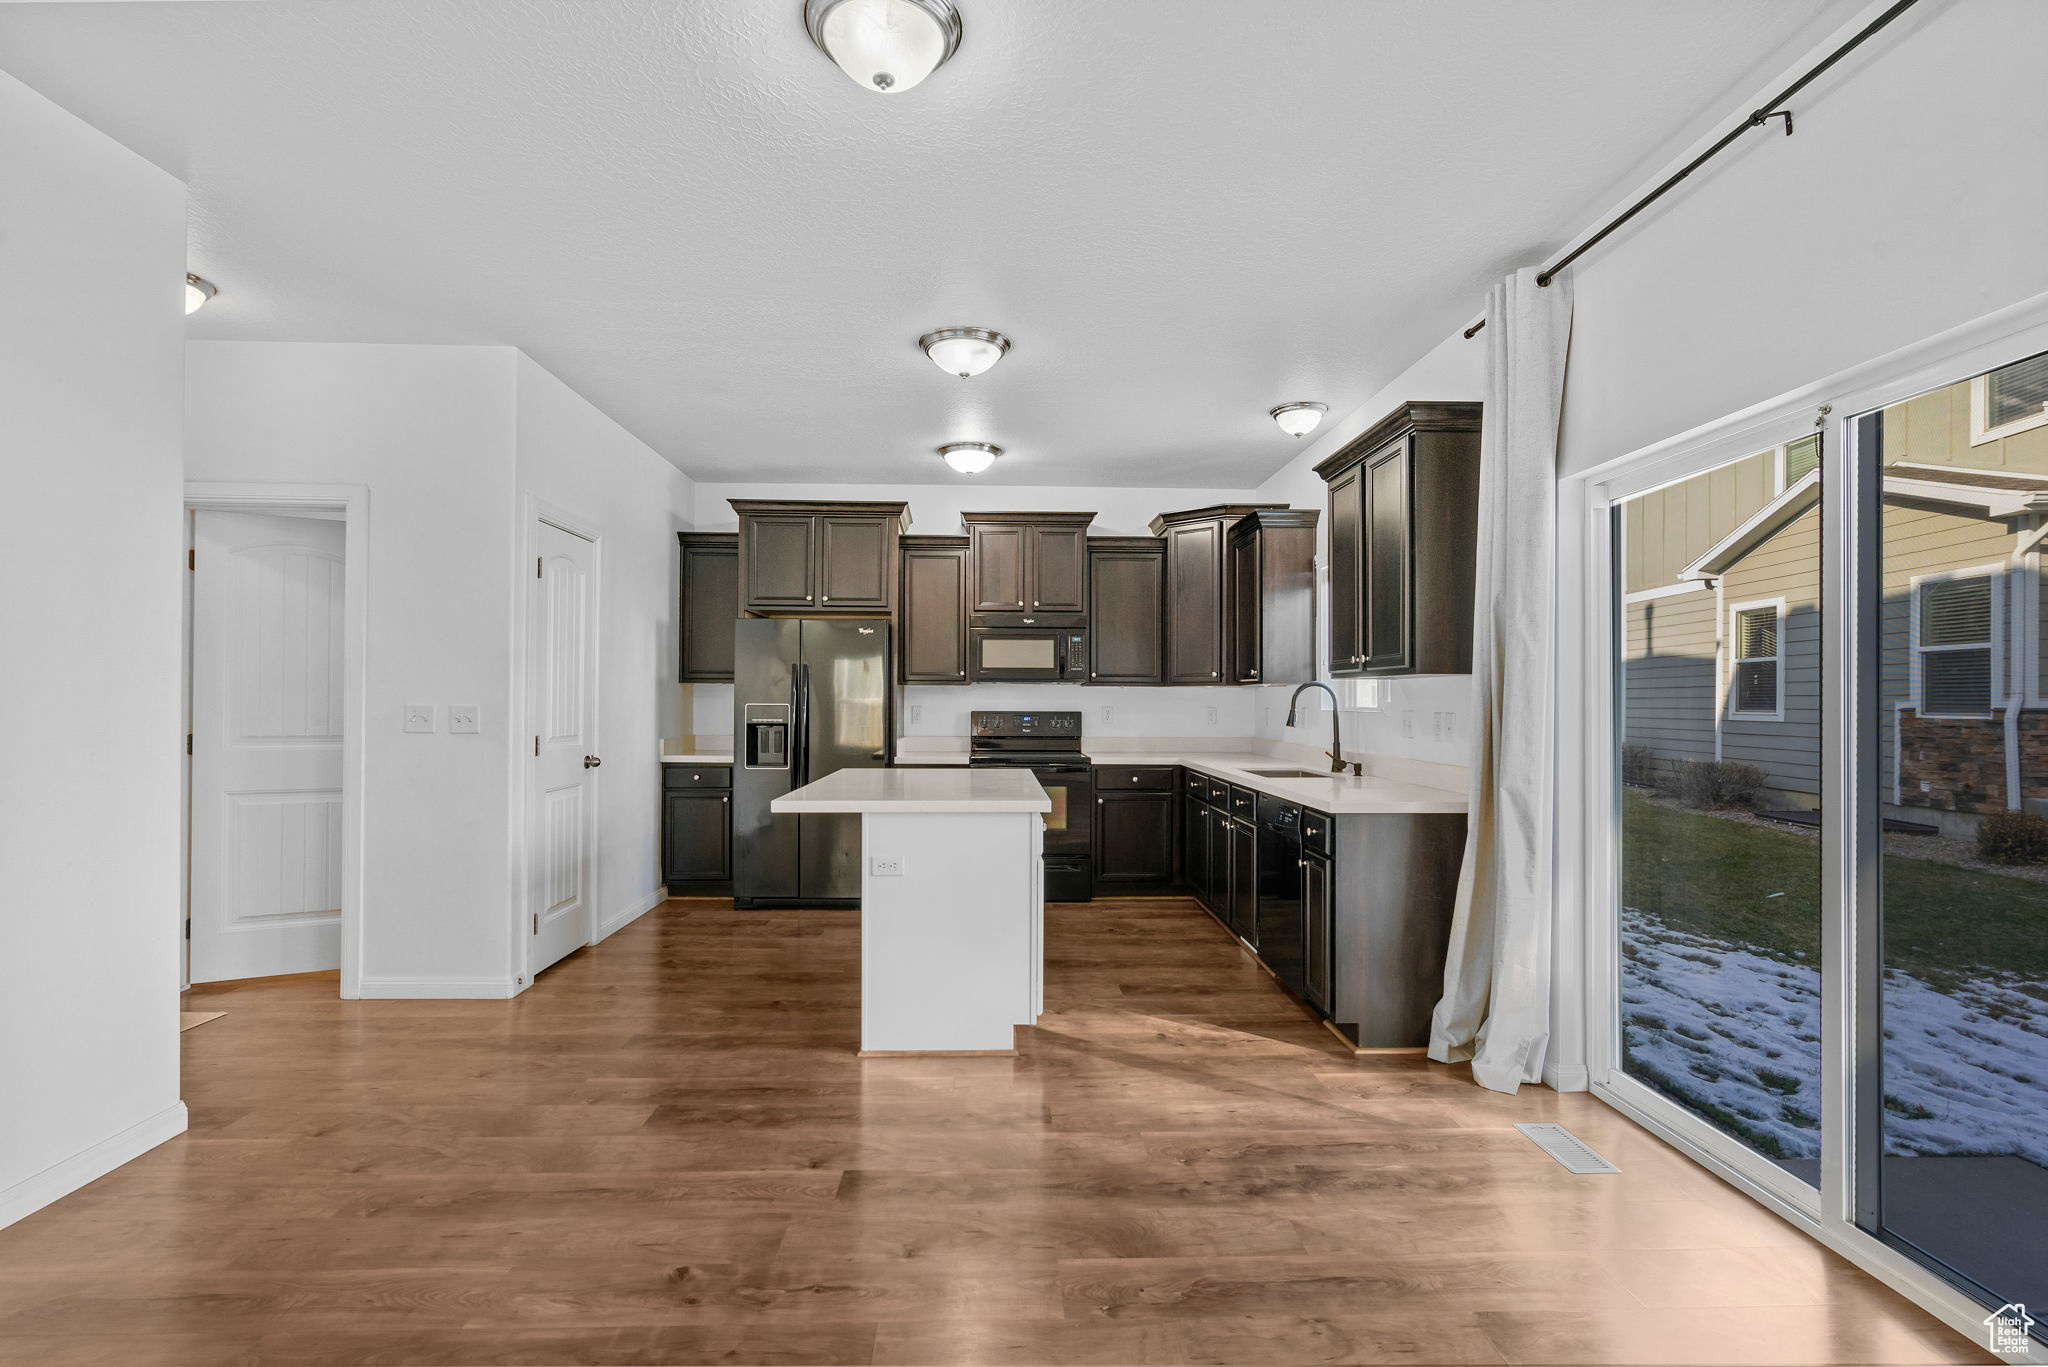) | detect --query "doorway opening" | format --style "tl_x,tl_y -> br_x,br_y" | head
183,483 -> 368,999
